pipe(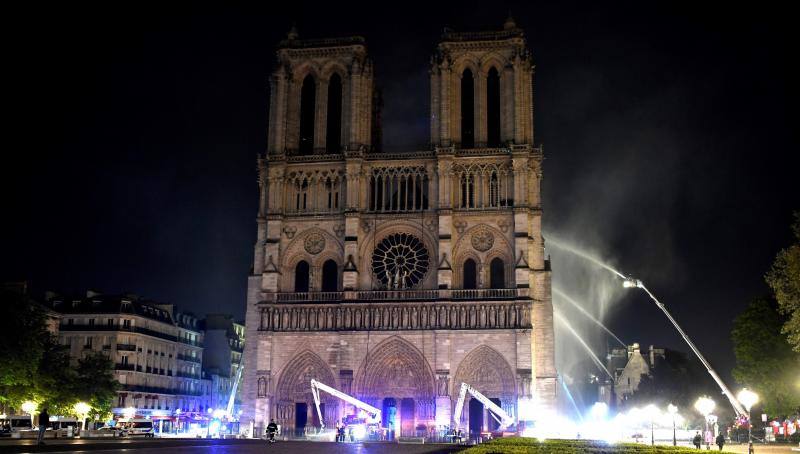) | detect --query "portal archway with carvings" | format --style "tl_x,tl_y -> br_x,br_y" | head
274,350 -> 338,434
355,337 -> 436,435
452,345 -> 516,432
